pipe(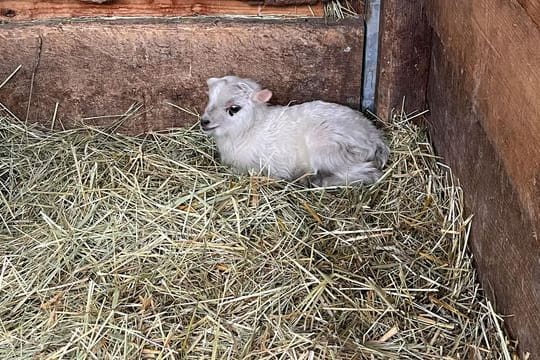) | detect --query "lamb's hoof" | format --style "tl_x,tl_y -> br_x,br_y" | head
308,170 -> 334,188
